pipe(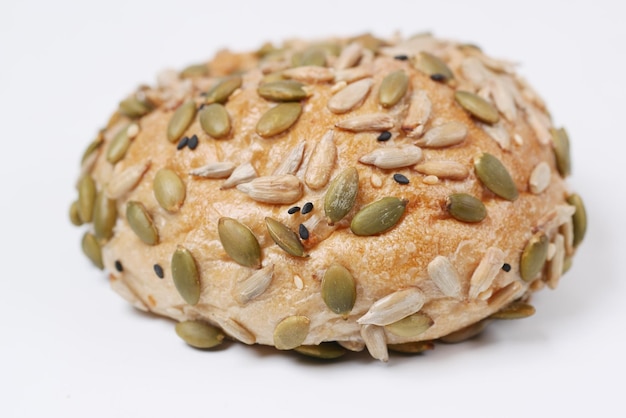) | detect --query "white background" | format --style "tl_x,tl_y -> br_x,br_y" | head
1,0 -> 624,416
